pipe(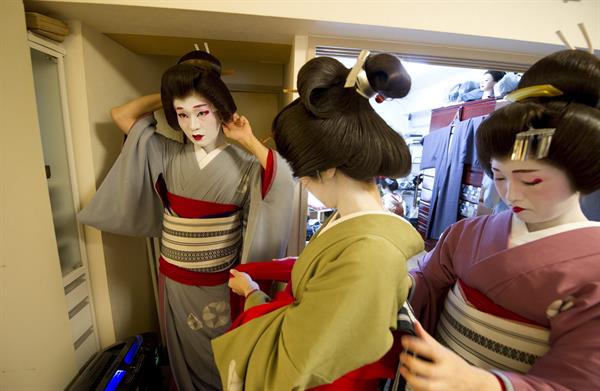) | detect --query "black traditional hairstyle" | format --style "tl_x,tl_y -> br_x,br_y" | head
476,50 -> 600,194
484,70 -> 506,82
161,50 -> 237,131
272,54 -> 412,182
